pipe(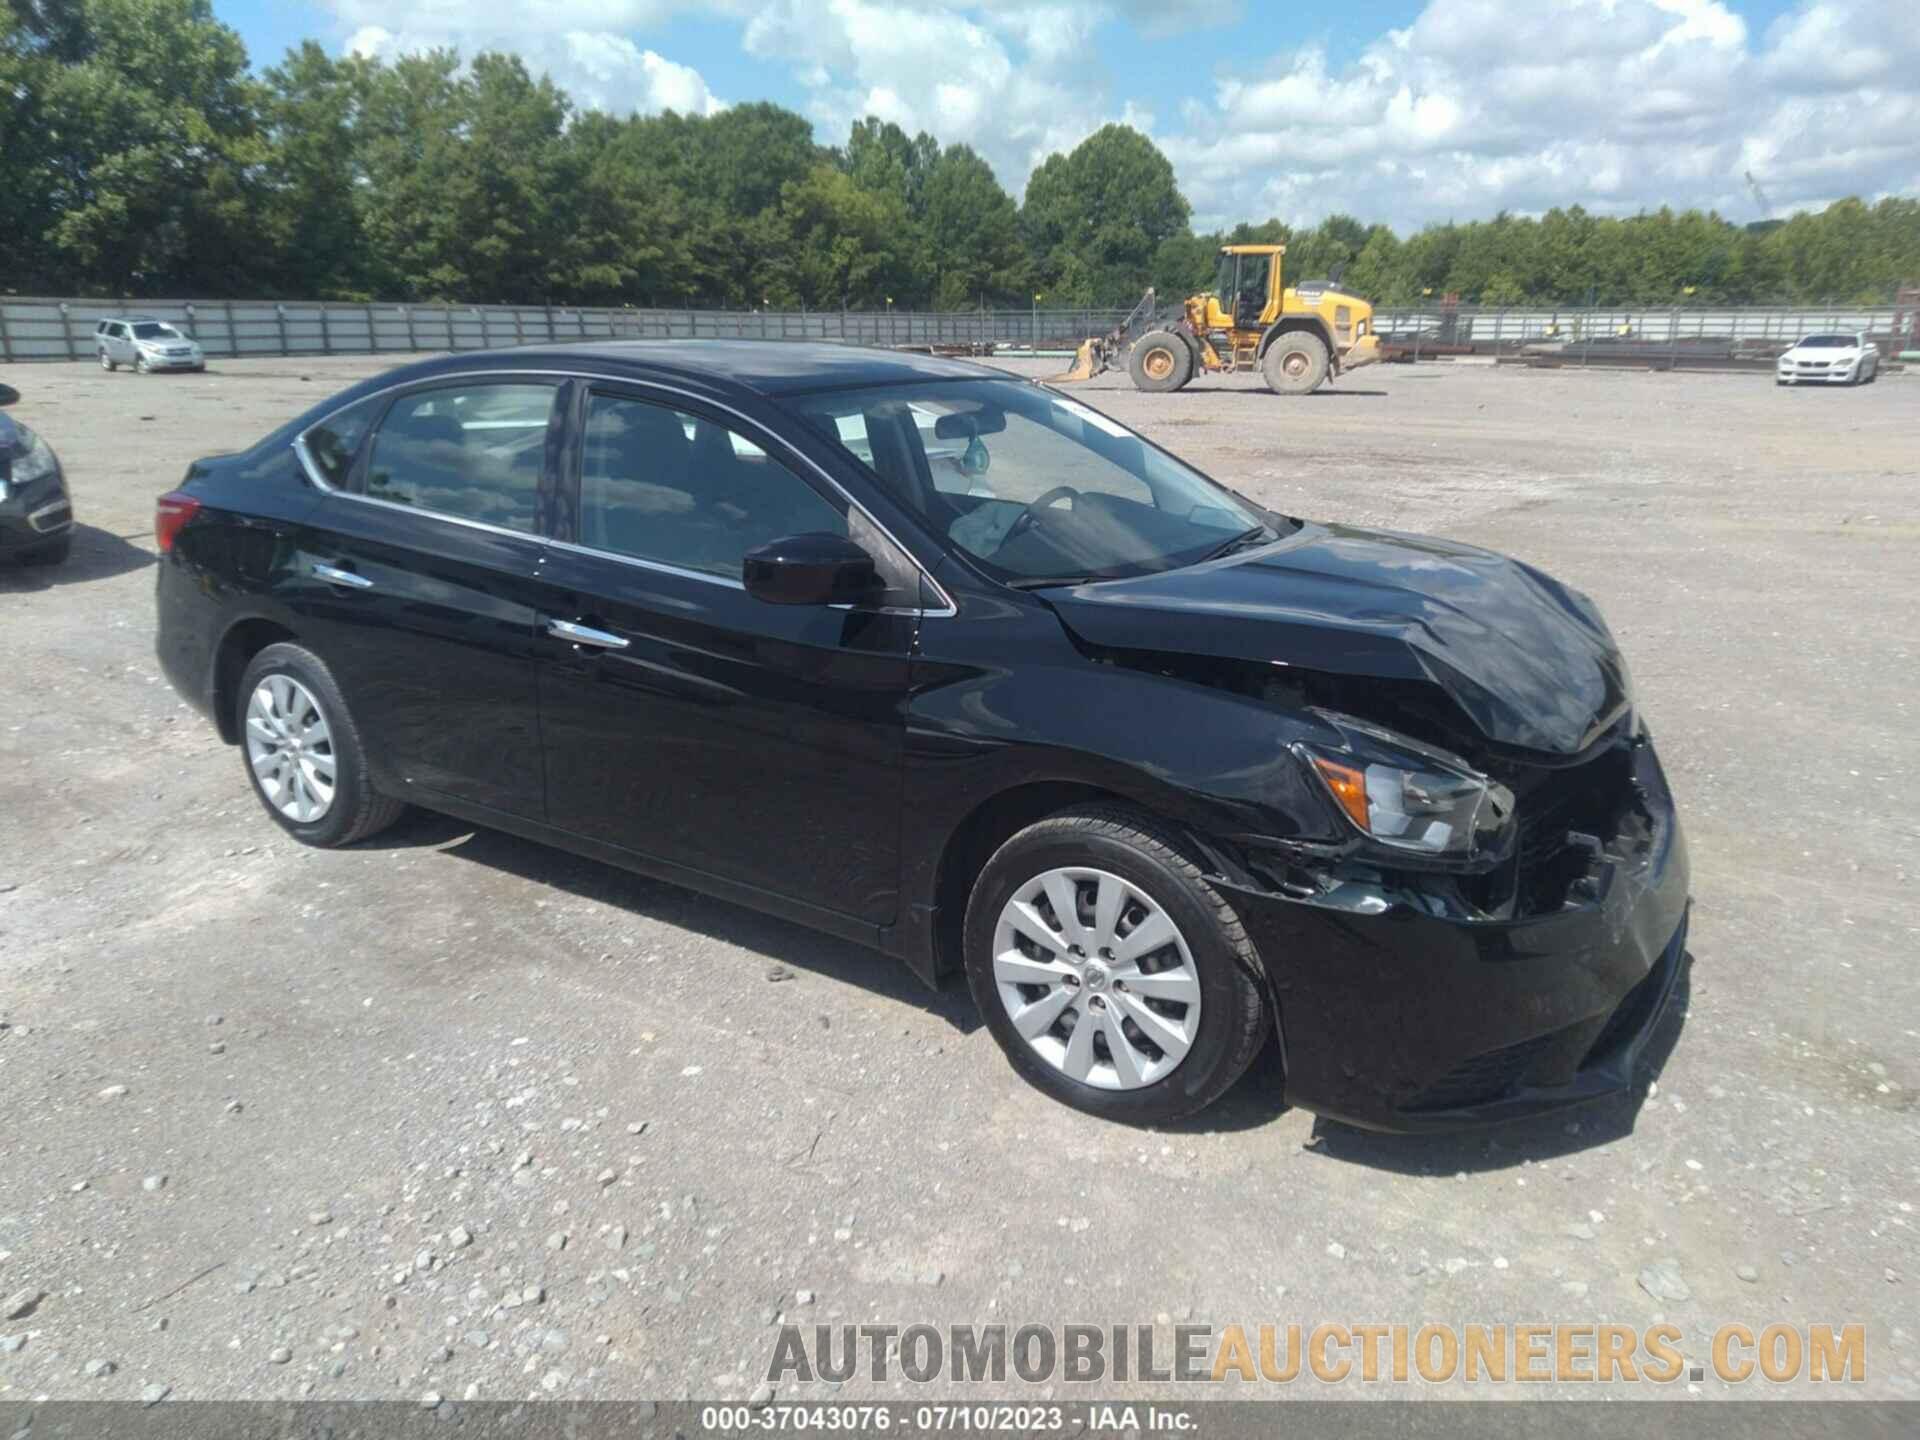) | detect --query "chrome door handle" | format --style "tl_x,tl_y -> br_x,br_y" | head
312,563 -> 373,589
546,618 -> 629,650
